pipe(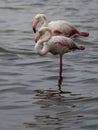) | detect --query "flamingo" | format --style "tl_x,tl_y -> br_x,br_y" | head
32,13 -> 89,38
35,27 -> 85,92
